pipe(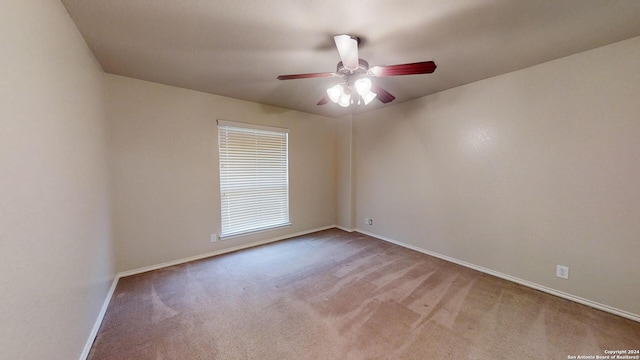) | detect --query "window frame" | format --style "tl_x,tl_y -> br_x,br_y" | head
217,120 -> 290,239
